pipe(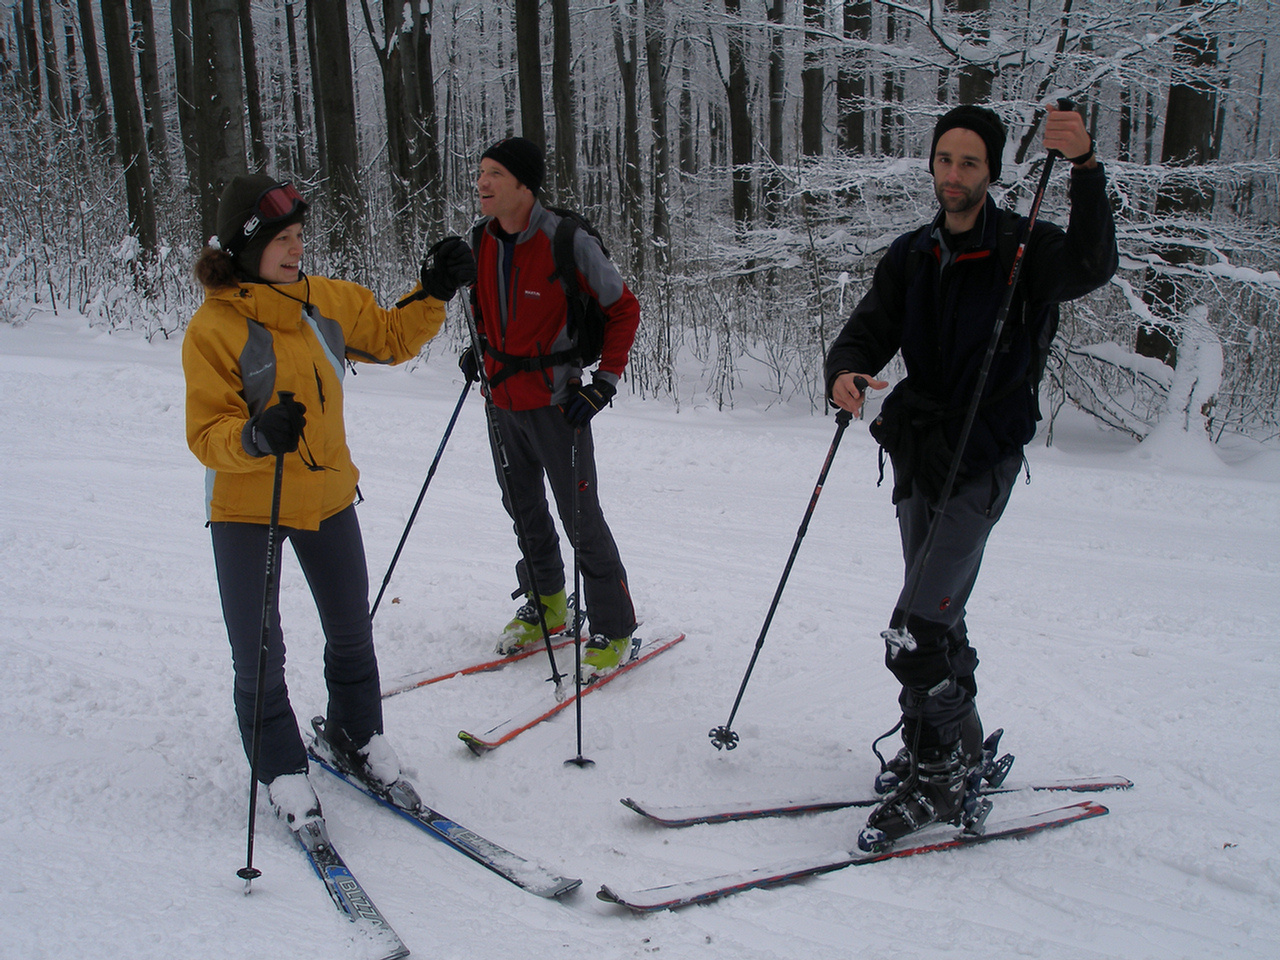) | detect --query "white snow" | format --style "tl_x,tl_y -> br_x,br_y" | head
2,309 -> 1278,960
